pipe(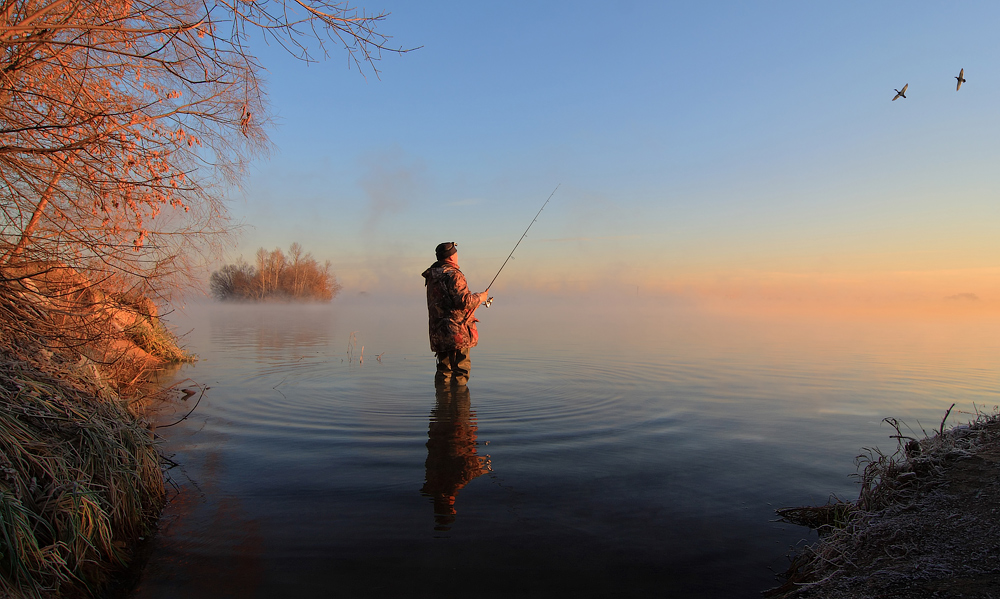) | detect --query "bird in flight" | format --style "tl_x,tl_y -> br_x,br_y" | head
892,84 -> 908,101
955,68 -> 966,91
